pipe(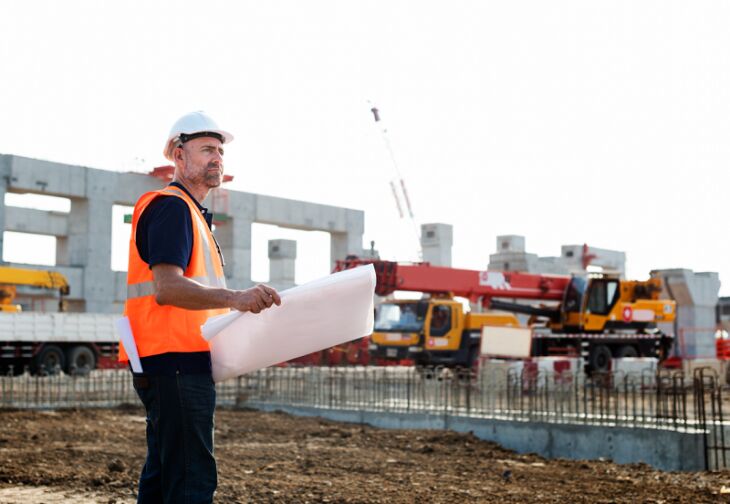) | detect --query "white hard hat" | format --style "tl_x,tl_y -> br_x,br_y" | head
163,111 -> 234,161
